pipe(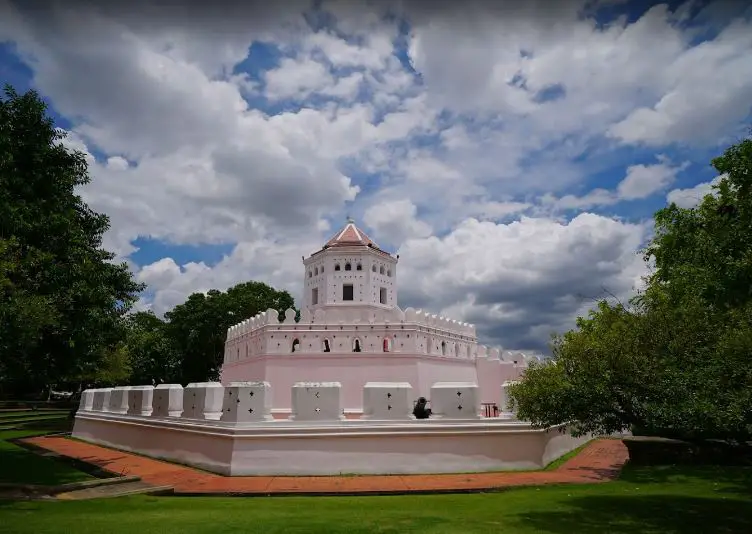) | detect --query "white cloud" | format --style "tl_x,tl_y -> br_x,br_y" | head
607,17 -> 752,146
3,0 -> 750,352
666,174 -> 724,208
541,158 -> 689,211
397,214 -> 649,348
616,159 -> 690,200
363,199 -> 432,245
